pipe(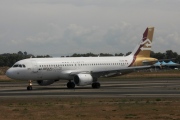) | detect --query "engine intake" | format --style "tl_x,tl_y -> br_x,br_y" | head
74,74 -> 93,86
